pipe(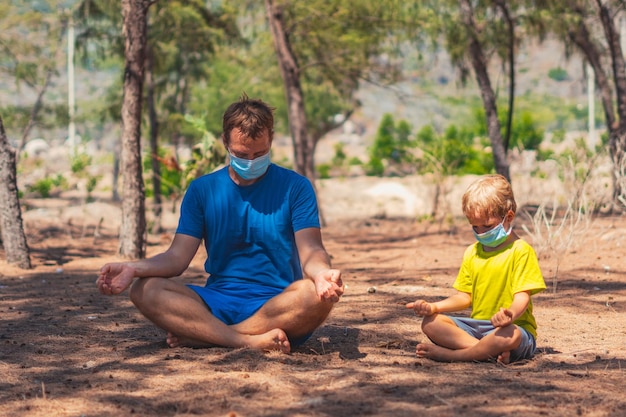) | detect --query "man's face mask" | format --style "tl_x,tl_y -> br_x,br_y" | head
229,151 -> 271,180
